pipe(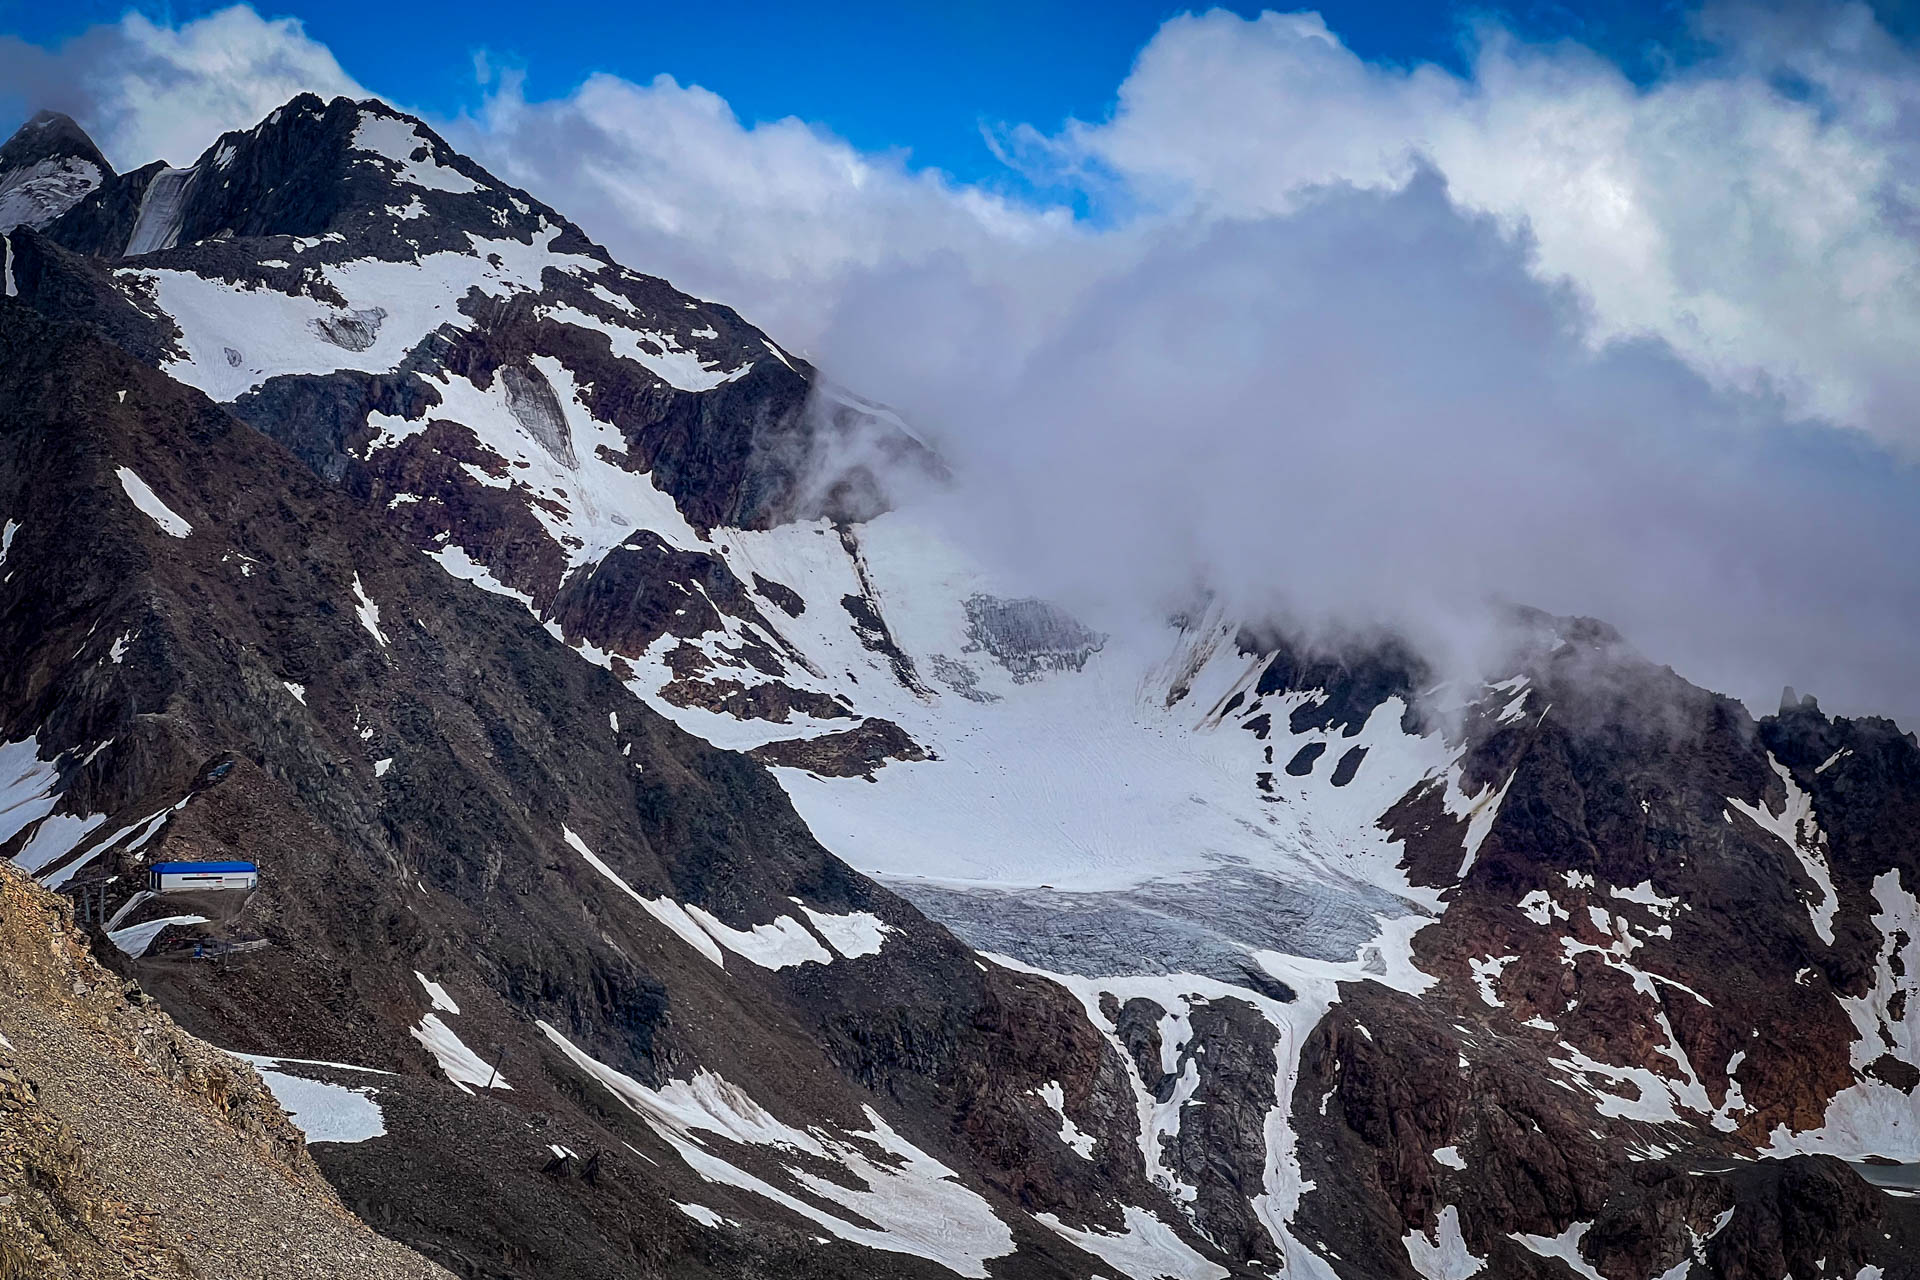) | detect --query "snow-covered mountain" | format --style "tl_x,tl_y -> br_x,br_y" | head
0,111 -> 108,236
1,95 -> 1916,1280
